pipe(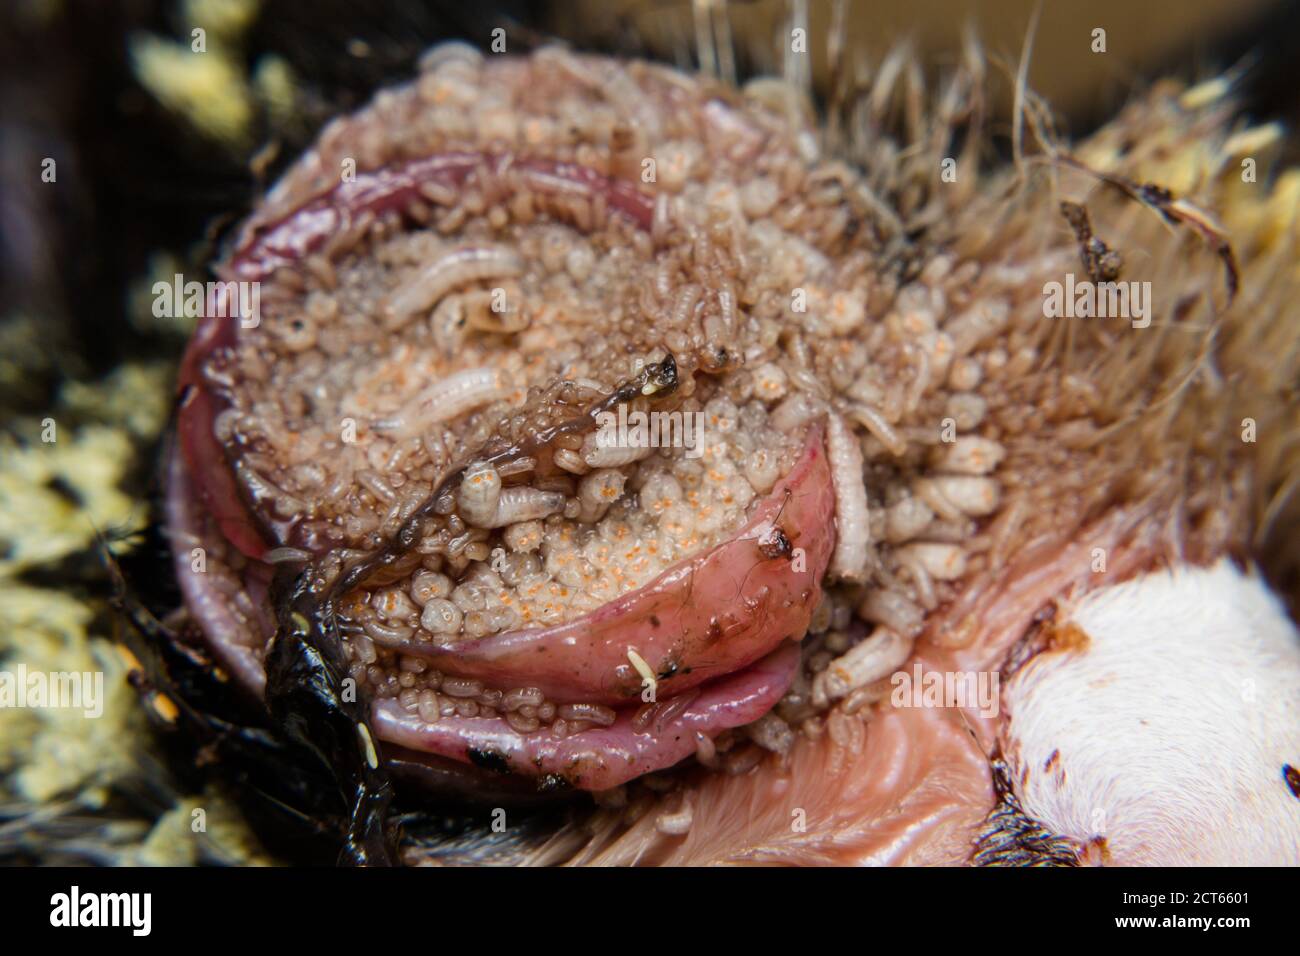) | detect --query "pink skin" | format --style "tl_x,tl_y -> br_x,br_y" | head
383,430 -> 835,705
170,153 -> 837,790
373,643 -> 801,789
227,154 -> 654,282
166,445 -> 273,694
